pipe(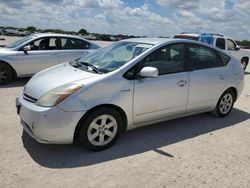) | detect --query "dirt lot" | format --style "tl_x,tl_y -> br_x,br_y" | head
0,38 -> 250,188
